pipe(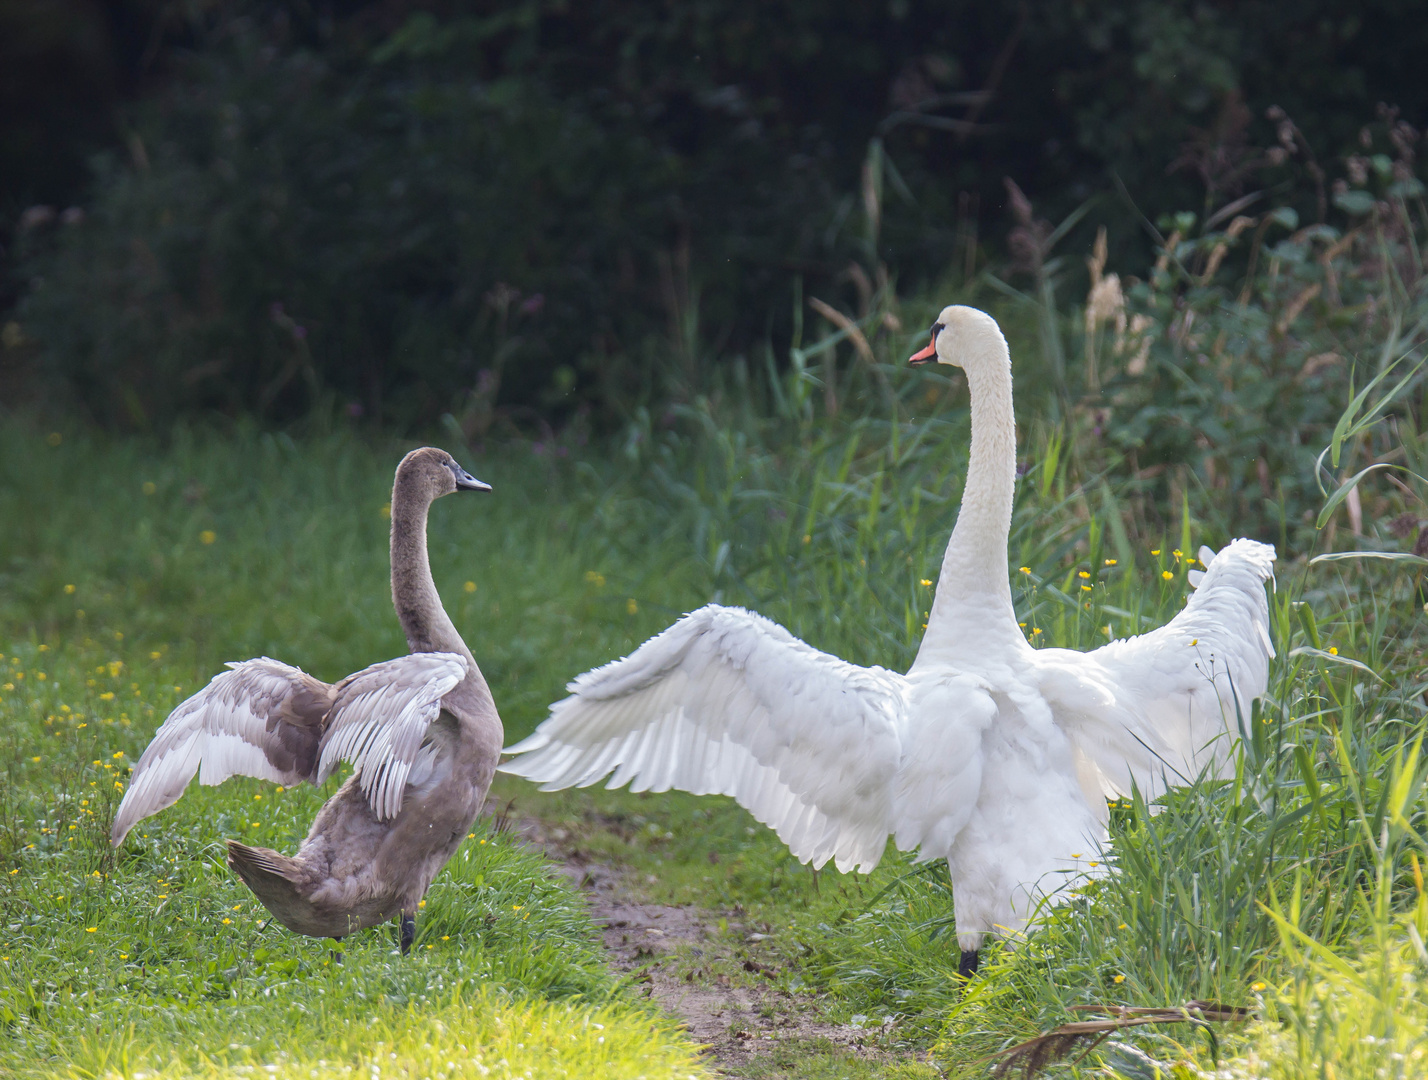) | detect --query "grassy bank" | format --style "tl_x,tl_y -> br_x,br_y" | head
0,426 -> 714,1078
4,175 -> 1428,1075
